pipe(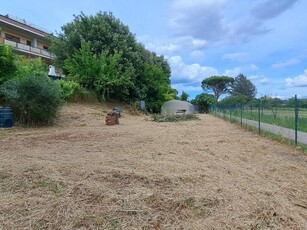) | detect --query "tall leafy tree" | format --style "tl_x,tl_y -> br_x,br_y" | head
64,41 -> 134,101
50,12 -> 137,70
142,63 -> 176,113
230,74 -> 257,101
201,76 -> 234,101
50,12 -> 174,111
